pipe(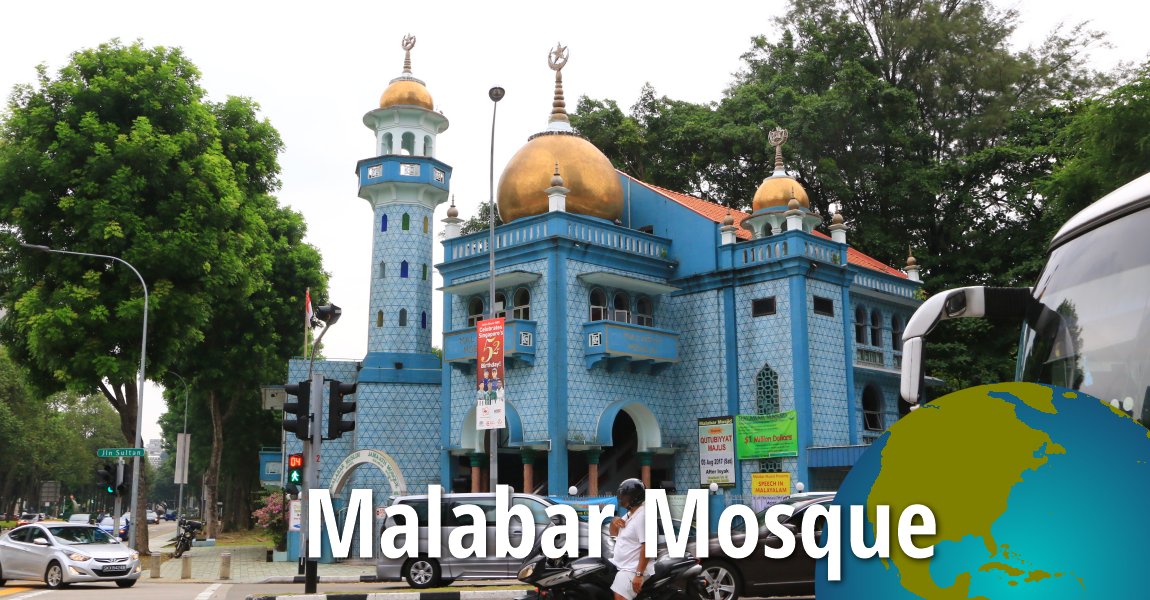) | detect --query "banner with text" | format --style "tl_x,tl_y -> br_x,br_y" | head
736,411 -> 799,459
698,416 -> 736,486
476,317 -> 506,430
